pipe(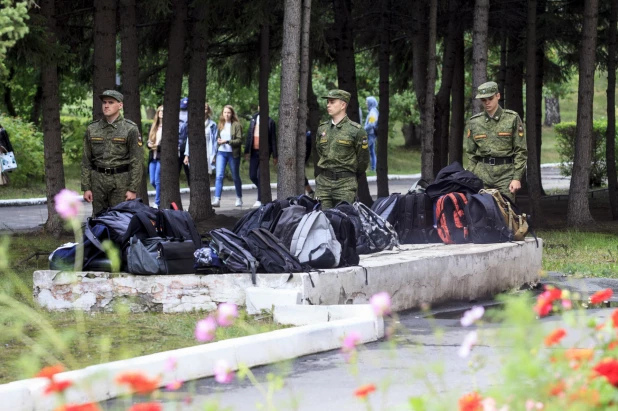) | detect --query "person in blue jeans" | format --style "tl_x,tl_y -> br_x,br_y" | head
364,96 -> 379,172
147,105 -> 163,207
213,105 -> 243,207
